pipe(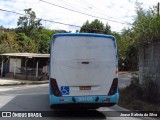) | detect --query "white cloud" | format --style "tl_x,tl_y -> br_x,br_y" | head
0,0 -> 159,33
